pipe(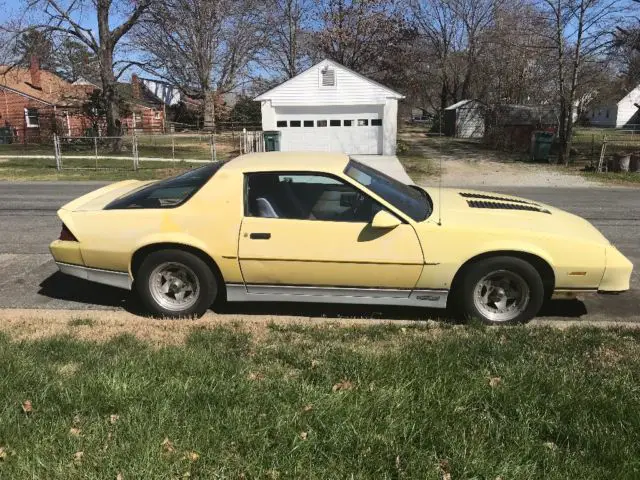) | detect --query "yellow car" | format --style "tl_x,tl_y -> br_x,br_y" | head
50,152 -> 633,324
